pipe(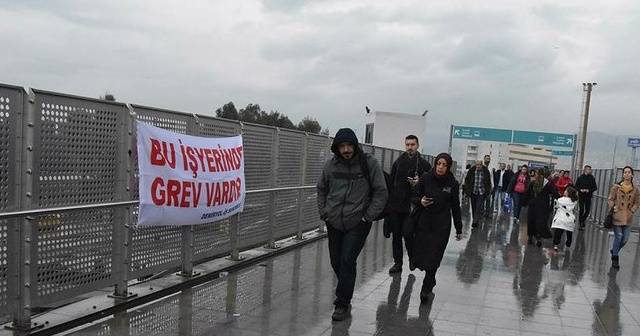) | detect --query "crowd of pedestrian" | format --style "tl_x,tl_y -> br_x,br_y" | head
317,128 -> 635,322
